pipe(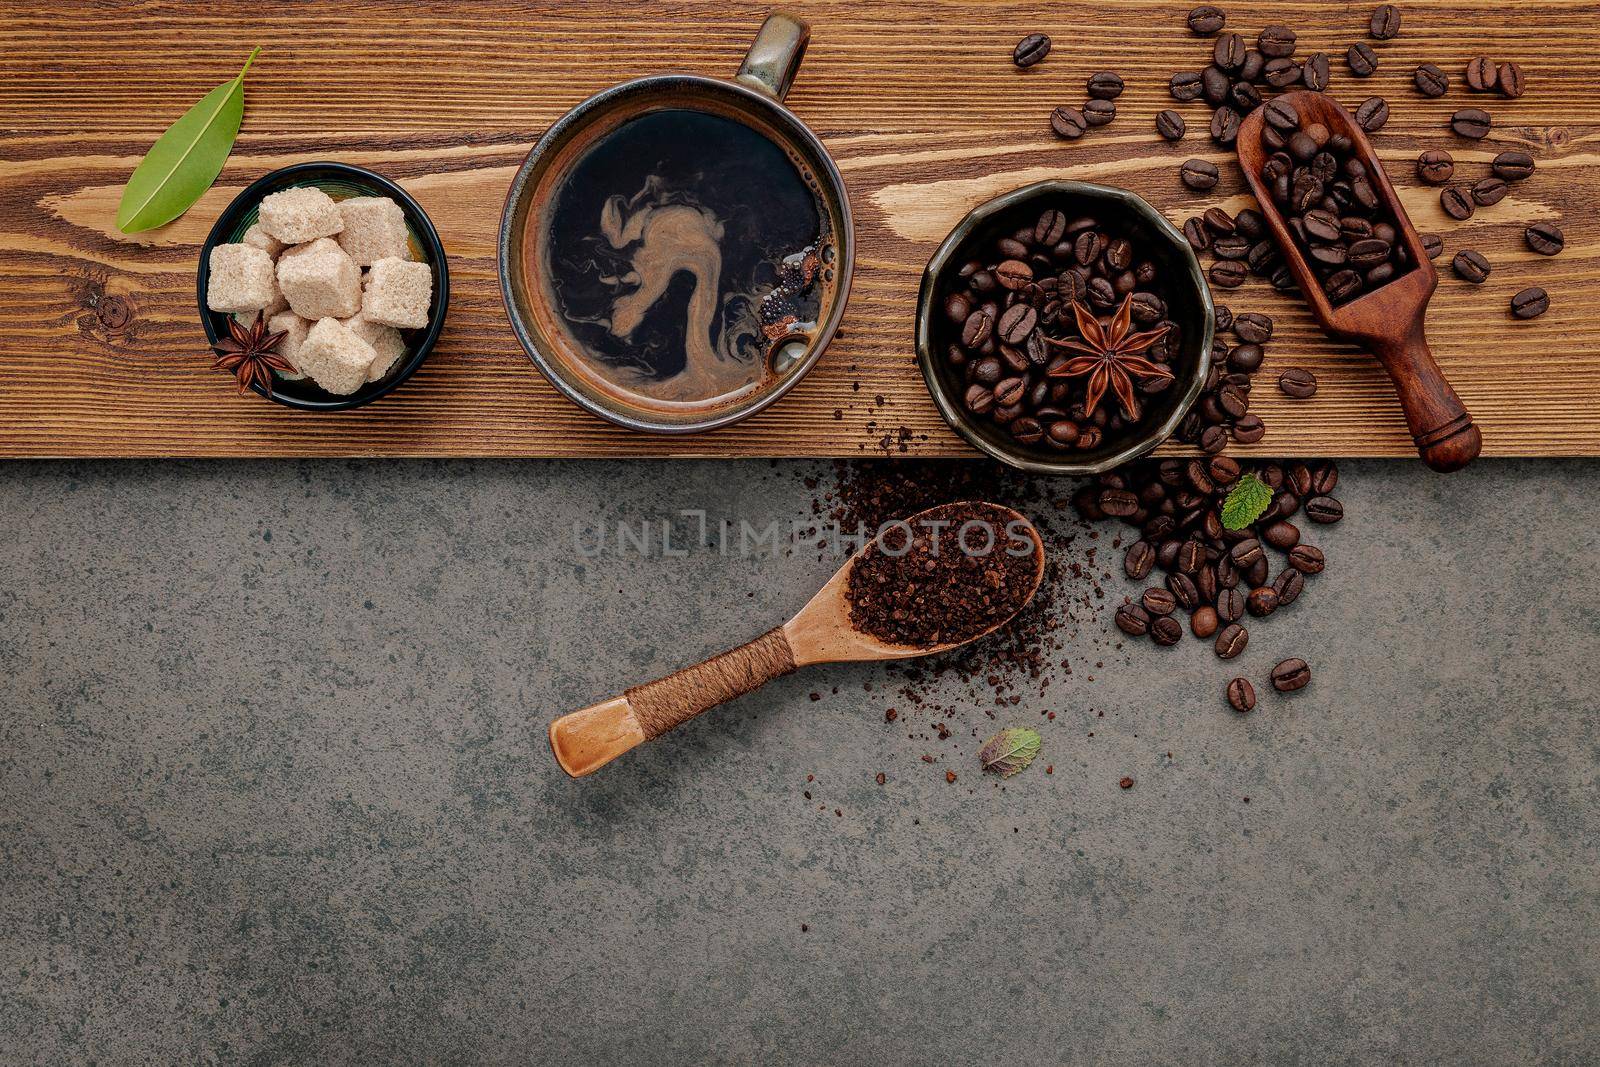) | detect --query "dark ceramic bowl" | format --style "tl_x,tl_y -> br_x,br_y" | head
915,180 -> 1213,474
197,162 -> 449,411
